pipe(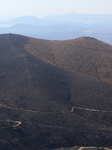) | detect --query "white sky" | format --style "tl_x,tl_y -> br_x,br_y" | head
0,0 -> 112,19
